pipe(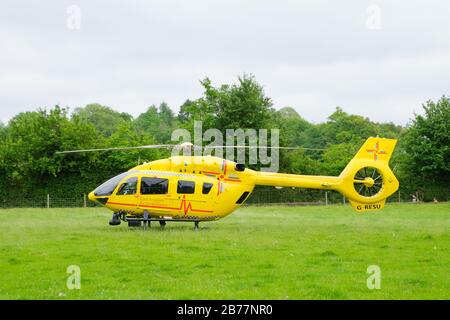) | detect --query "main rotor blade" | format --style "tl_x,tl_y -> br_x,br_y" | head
203,145 -> 326,151
55,145 -> 173,154
56,144 -> 326,154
